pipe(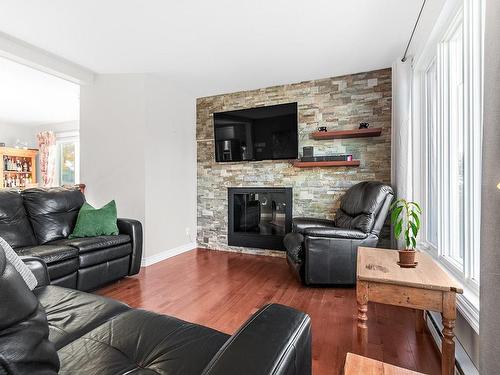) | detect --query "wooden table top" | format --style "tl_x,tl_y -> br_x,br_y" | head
357,247 -> 463,294
344,353 -> 425,374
